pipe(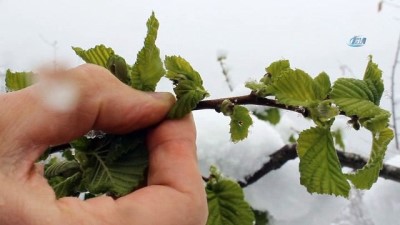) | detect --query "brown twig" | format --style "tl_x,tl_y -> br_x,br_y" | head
390,32 -> 400,150
238,144 -> 298,187
194,94 -> 309,117
238,144 -> 400,188
217,54 -> 234,92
